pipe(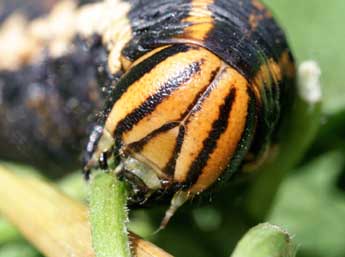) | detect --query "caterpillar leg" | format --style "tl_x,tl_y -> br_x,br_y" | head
159,190 -> 191,230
